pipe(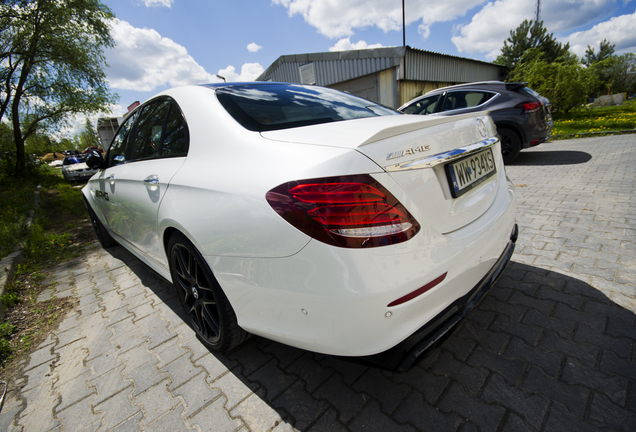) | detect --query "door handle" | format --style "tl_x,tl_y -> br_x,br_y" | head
143,175 -> 159,186
106,174 -> 115,185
